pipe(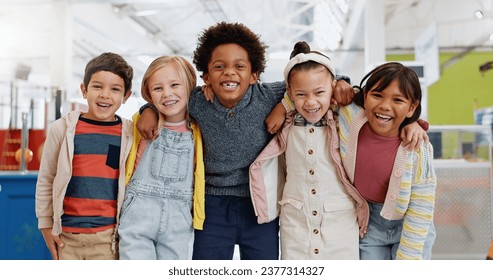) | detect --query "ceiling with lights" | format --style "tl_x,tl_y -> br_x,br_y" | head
1,0 -> 493,96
